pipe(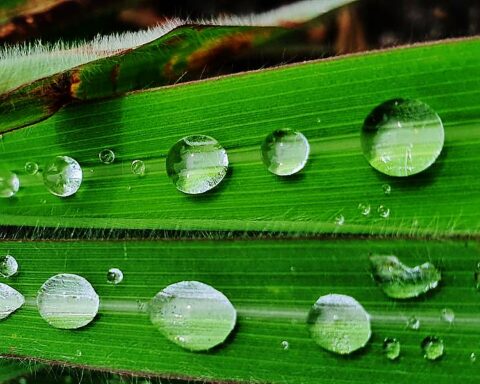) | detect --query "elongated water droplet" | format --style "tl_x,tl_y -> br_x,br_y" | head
107,268 -> 123,285
440,308 -> 454,324
422,336 -> 444,360
0,170 -> 19,198
406,316 -> 420,330
0,283 -> 24,319
377,205 -> 390,218
0,254 -> 18,278
382,184 -> 392,195
361,99 -> 444,177
358,203 -> 371,216
281,340 -> 290,350
131,160 -> 145,176
383,338 -> 400,360
24,161 -> 39,175
149,281 -> 236,351
370,255 -> 441,299
99,149 -> 115,164
43,156 -> 82,197
37,274 -> 99,329
261,129 -> 309,176
307,294 -> 371,355
166,135 -> 228,194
